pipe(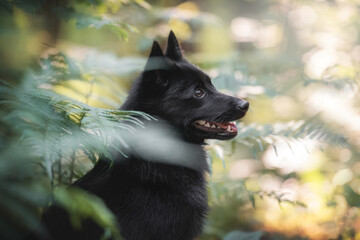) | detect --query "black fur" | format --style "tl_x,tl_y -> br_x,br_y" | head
35,31 -> 249,240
